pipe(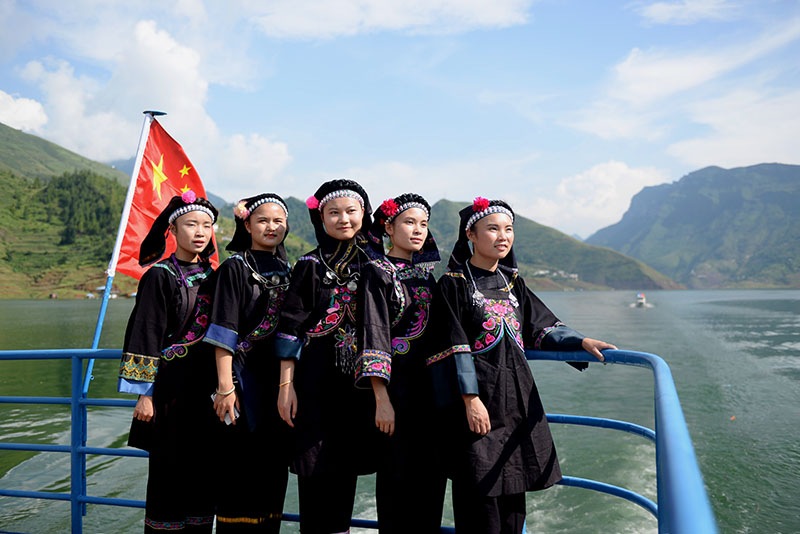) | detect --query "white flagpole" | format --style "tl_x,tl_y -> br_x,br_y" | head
105,110 -> 165,276
84,111 -> 166,381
